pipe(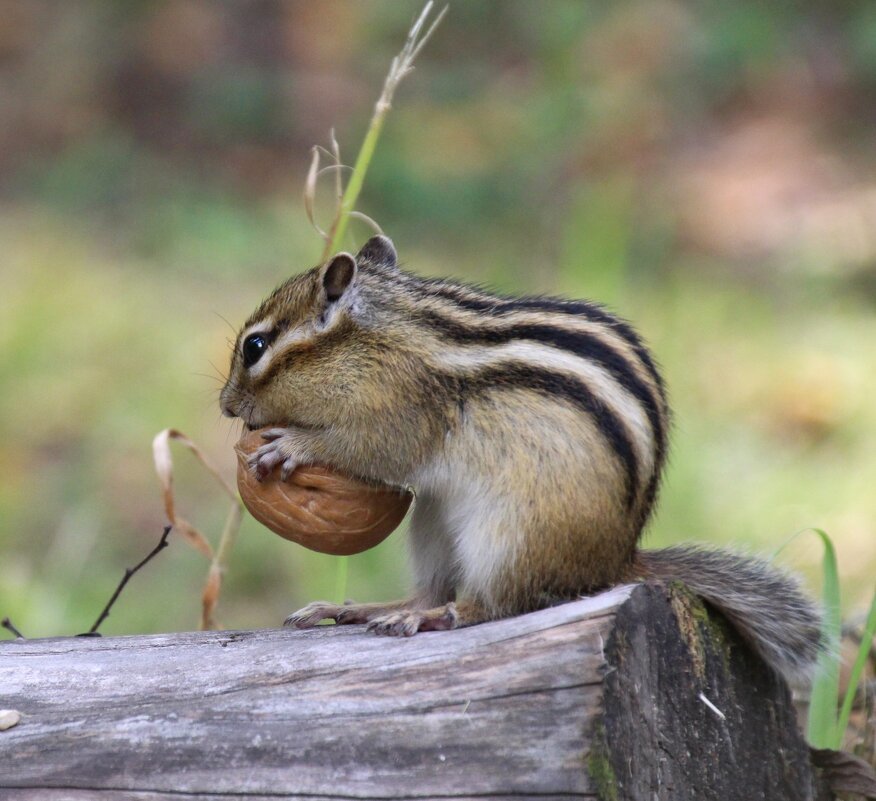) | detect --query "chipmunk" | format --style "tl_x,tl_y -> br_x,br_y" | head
220,235 -> 821,681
